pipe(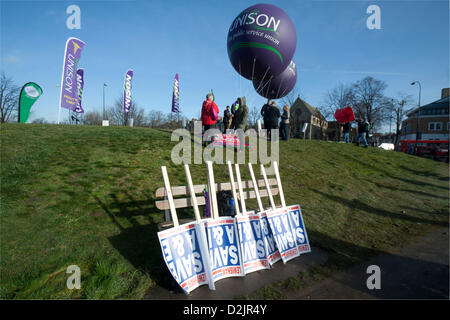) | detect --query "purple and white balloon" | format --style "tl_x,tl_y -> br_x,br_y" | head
227,3 -> 297,81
